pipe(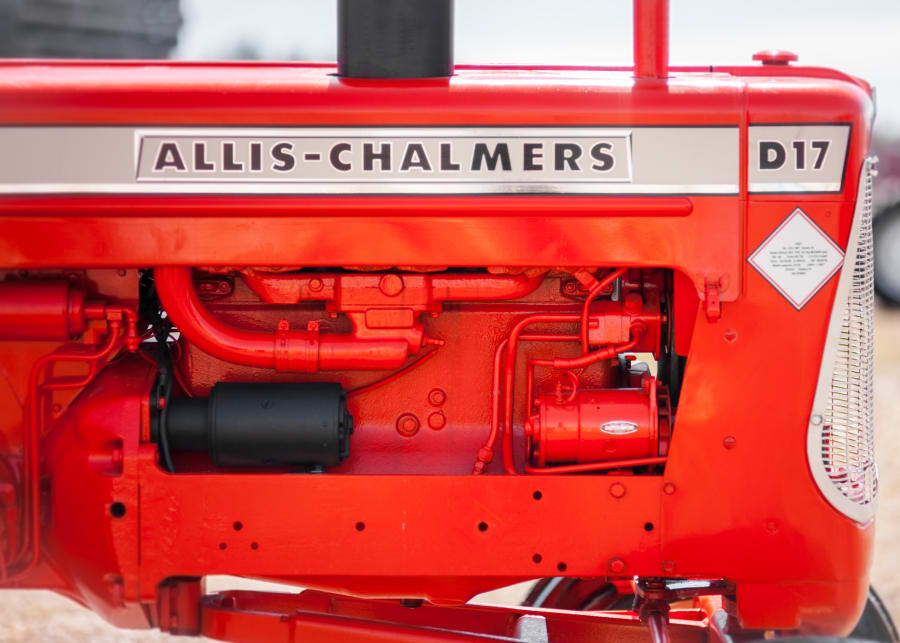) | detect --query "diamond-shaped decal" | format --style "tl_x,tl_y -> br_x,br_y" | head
748,208 -> 844,310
